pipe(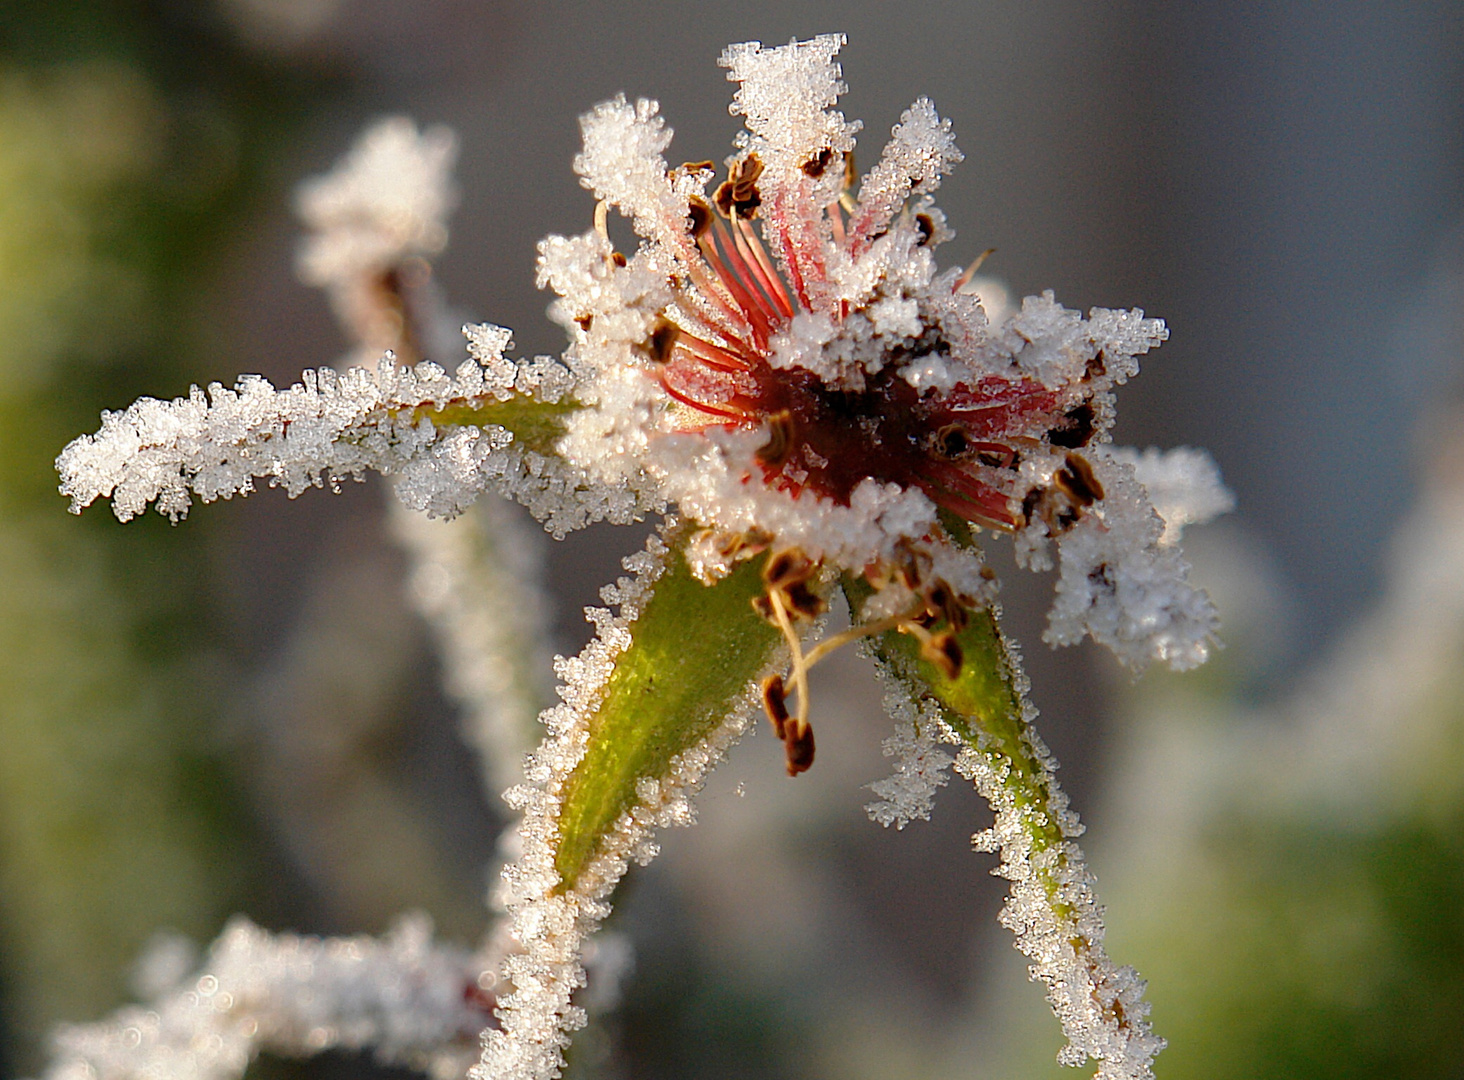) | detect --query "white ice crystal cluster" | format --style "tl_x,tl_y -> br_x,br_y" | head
42,915 -> 488,1080
1039,450 -> 1222,671
479,523 -> 778,1080
1109,445 -> 1235,547
56,335 -> 578,525
863,687 -> 956,829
